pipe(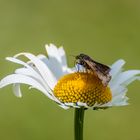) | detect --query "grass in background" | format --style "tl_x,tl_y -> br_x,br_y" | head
0,0 -> 140,140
